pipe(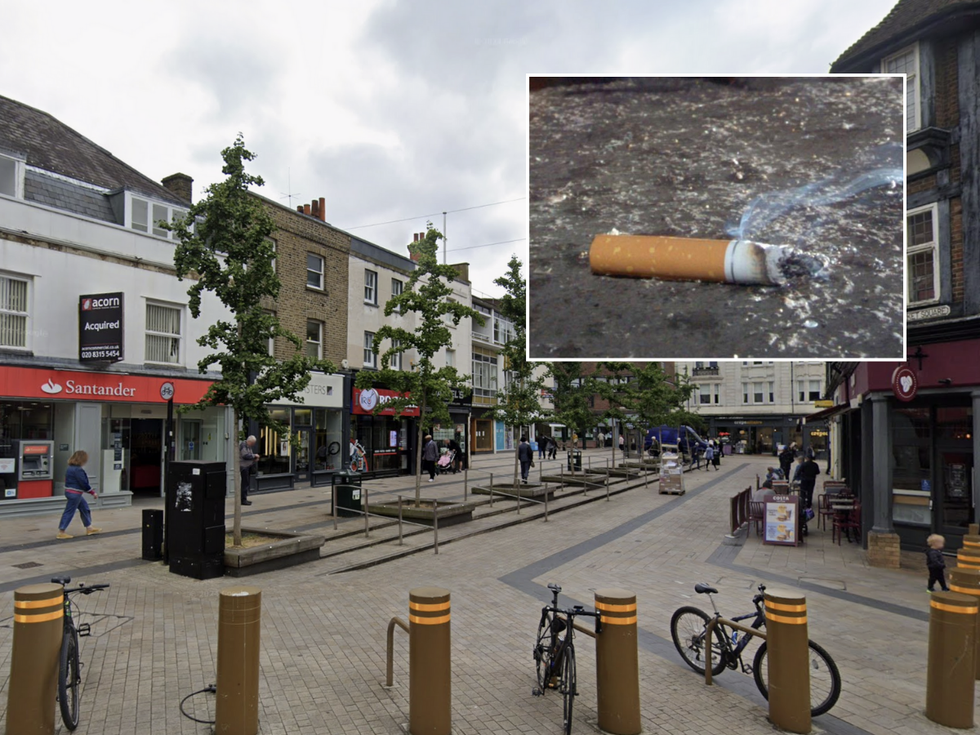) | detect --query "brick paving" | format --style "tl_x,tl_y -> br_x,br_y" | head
0,451 -> 970,734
